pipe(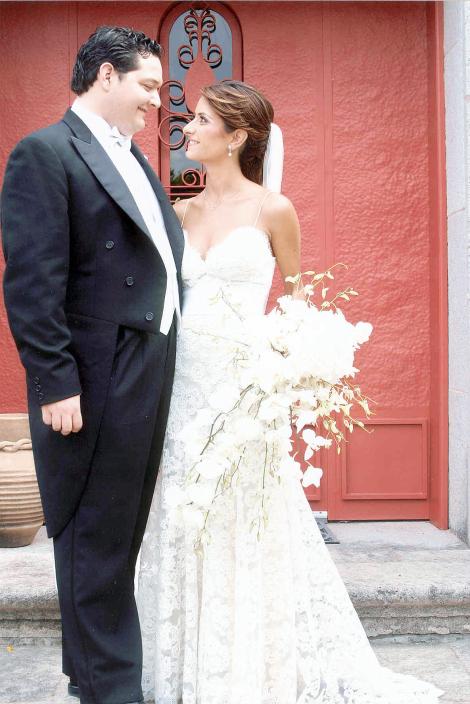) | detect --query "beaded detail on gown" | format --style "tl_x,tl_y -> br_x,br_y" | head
137,225 -> 443,704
